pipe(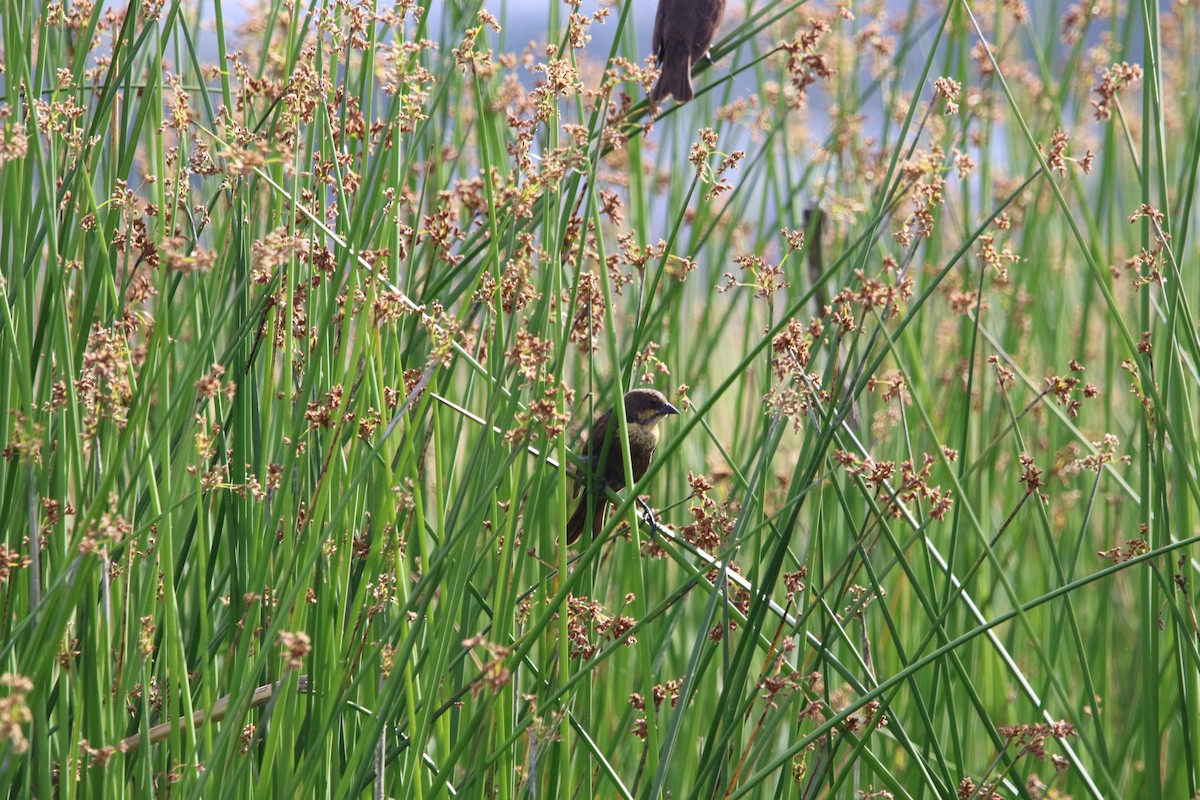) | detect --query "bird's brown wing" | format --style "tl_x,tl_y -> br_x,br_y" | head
690,0 -> 727,61
652,0 -> 667,60
572,408 -> 610,498
583,408 -> 614,466
567,408 -> 615,543
595,411 -> 638,491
